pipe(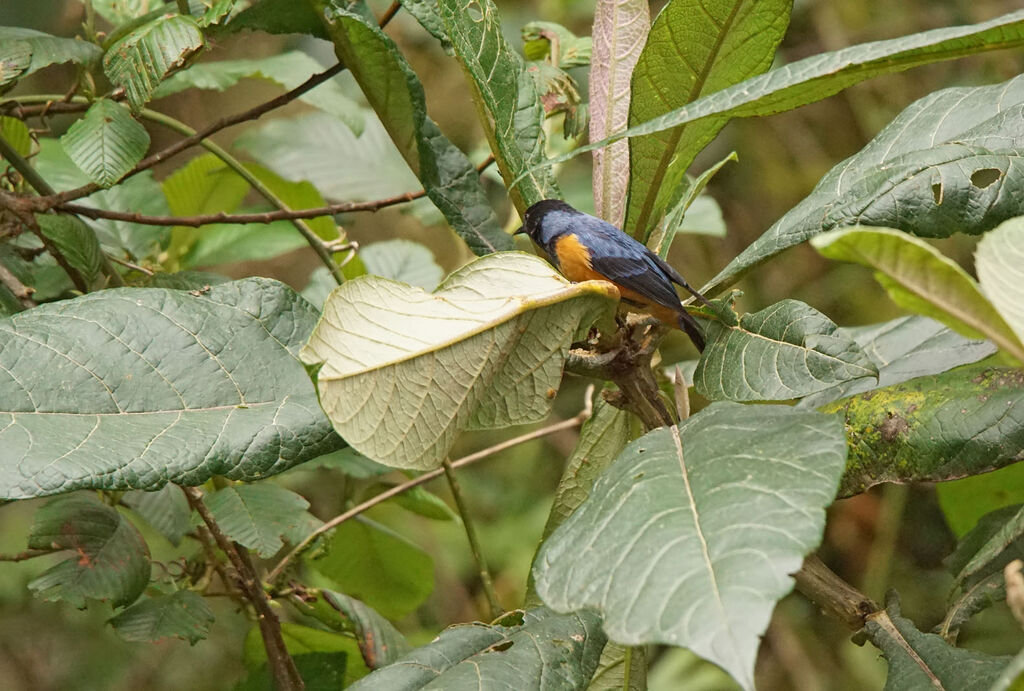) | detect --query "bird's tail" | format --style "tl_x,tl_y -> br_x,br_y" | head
677,309 -> 706,353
